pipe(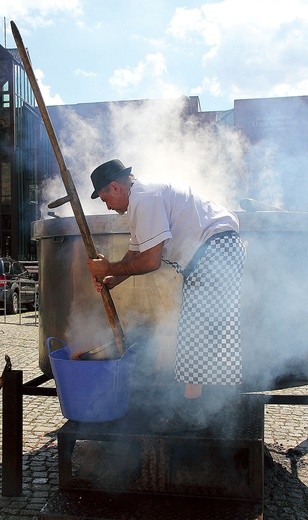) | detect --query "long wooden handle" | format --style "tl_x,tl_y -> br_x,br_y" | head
11,20 -> 125,354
